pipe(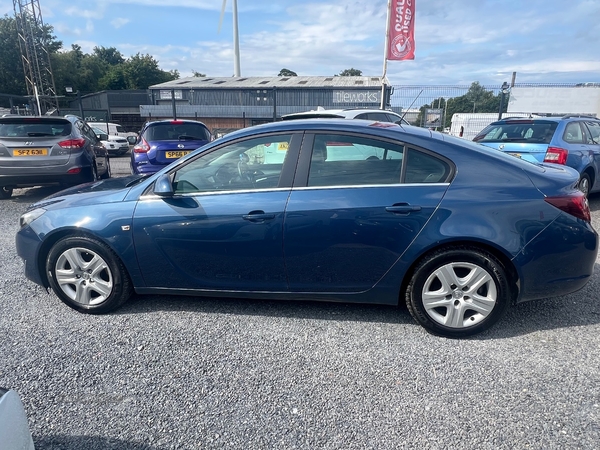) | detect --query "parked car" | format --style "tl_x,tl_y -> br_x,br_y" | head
0,115 -> 110,199
16,119 -> 597,337
91,126 -> 129,156
282,108 -> 410,125
131,119 -> 212,174
473,115 -> 600,196
87,121 -> 138,141
0,387 -> 35,450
